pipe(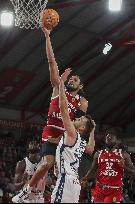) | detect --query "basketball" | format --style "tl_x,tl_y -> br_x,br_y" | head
42,9 -> 59,30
